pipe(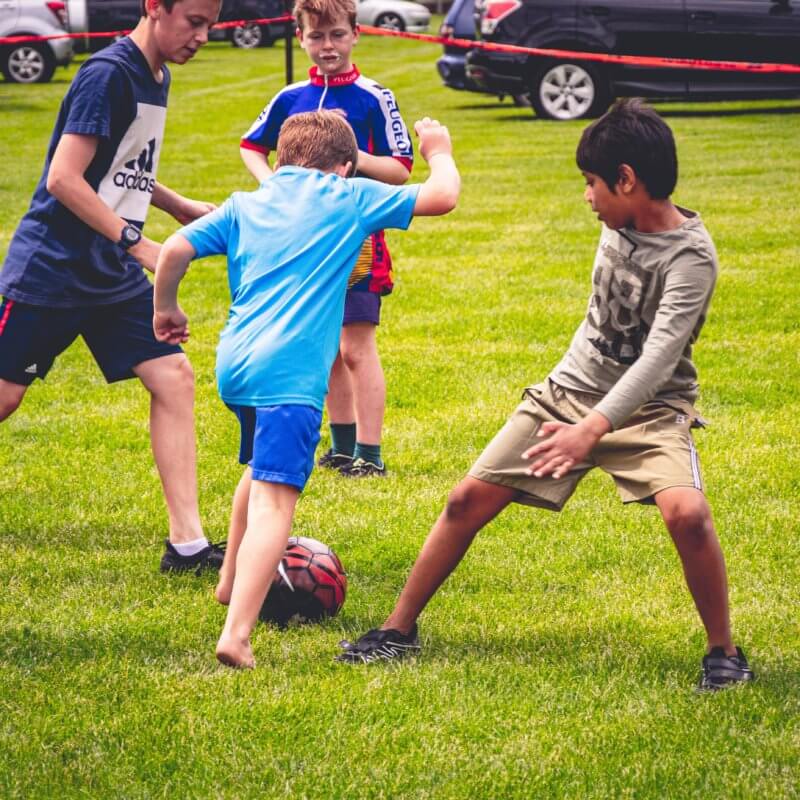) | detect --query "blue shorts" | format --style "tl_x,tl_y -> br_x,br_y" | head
0,288 -> 182,385
228,404 -> 322,491
342,289 -> 381,326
